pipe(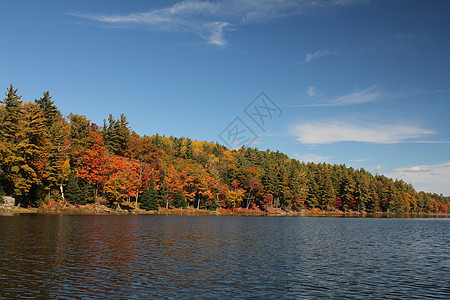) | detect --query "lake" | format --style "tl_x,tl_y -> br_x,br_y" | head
0,215 -> 448,299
